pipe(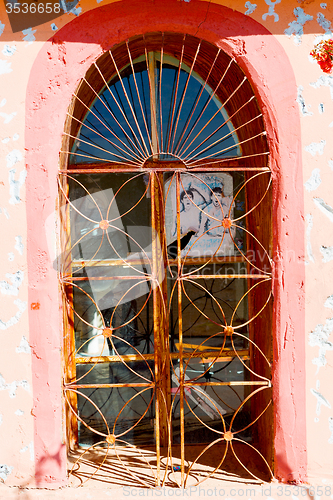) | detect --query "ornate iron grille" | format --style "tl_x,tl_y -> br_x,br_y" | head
59,33 -> 273,488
